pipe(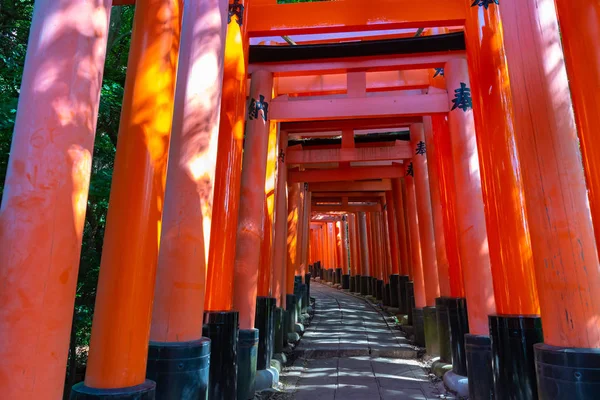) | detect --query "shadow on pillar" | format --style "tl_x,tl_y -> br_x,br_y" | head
285,294 -> 298,342
448,298 -> 469,376
335,268 -> 342,285
423,306 -> 440,356
435,297 -> 452,364
383,283 -> 390,306
255,297 -> 276,371
70,381 -> 156,399
237,329 -> 258,400
465,334 -> 493,400
399,276 -> 410,315
202,311 -> 239,400
413,308 -> 425,347
146,338 -> 211,400
489,315 -> 543,399
534,343 -> 600,399
349,275 -> 356,292
304,273 -> 311,304
354,274 -> 361,293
